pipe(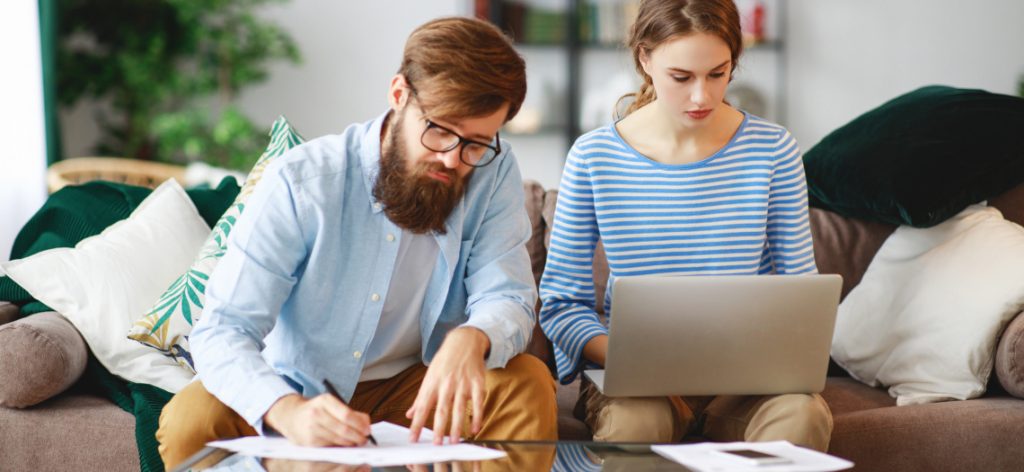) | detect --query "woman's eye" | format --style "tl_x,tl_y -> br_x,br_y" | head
710,72 -> 726,79
672,76 -> 690,83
